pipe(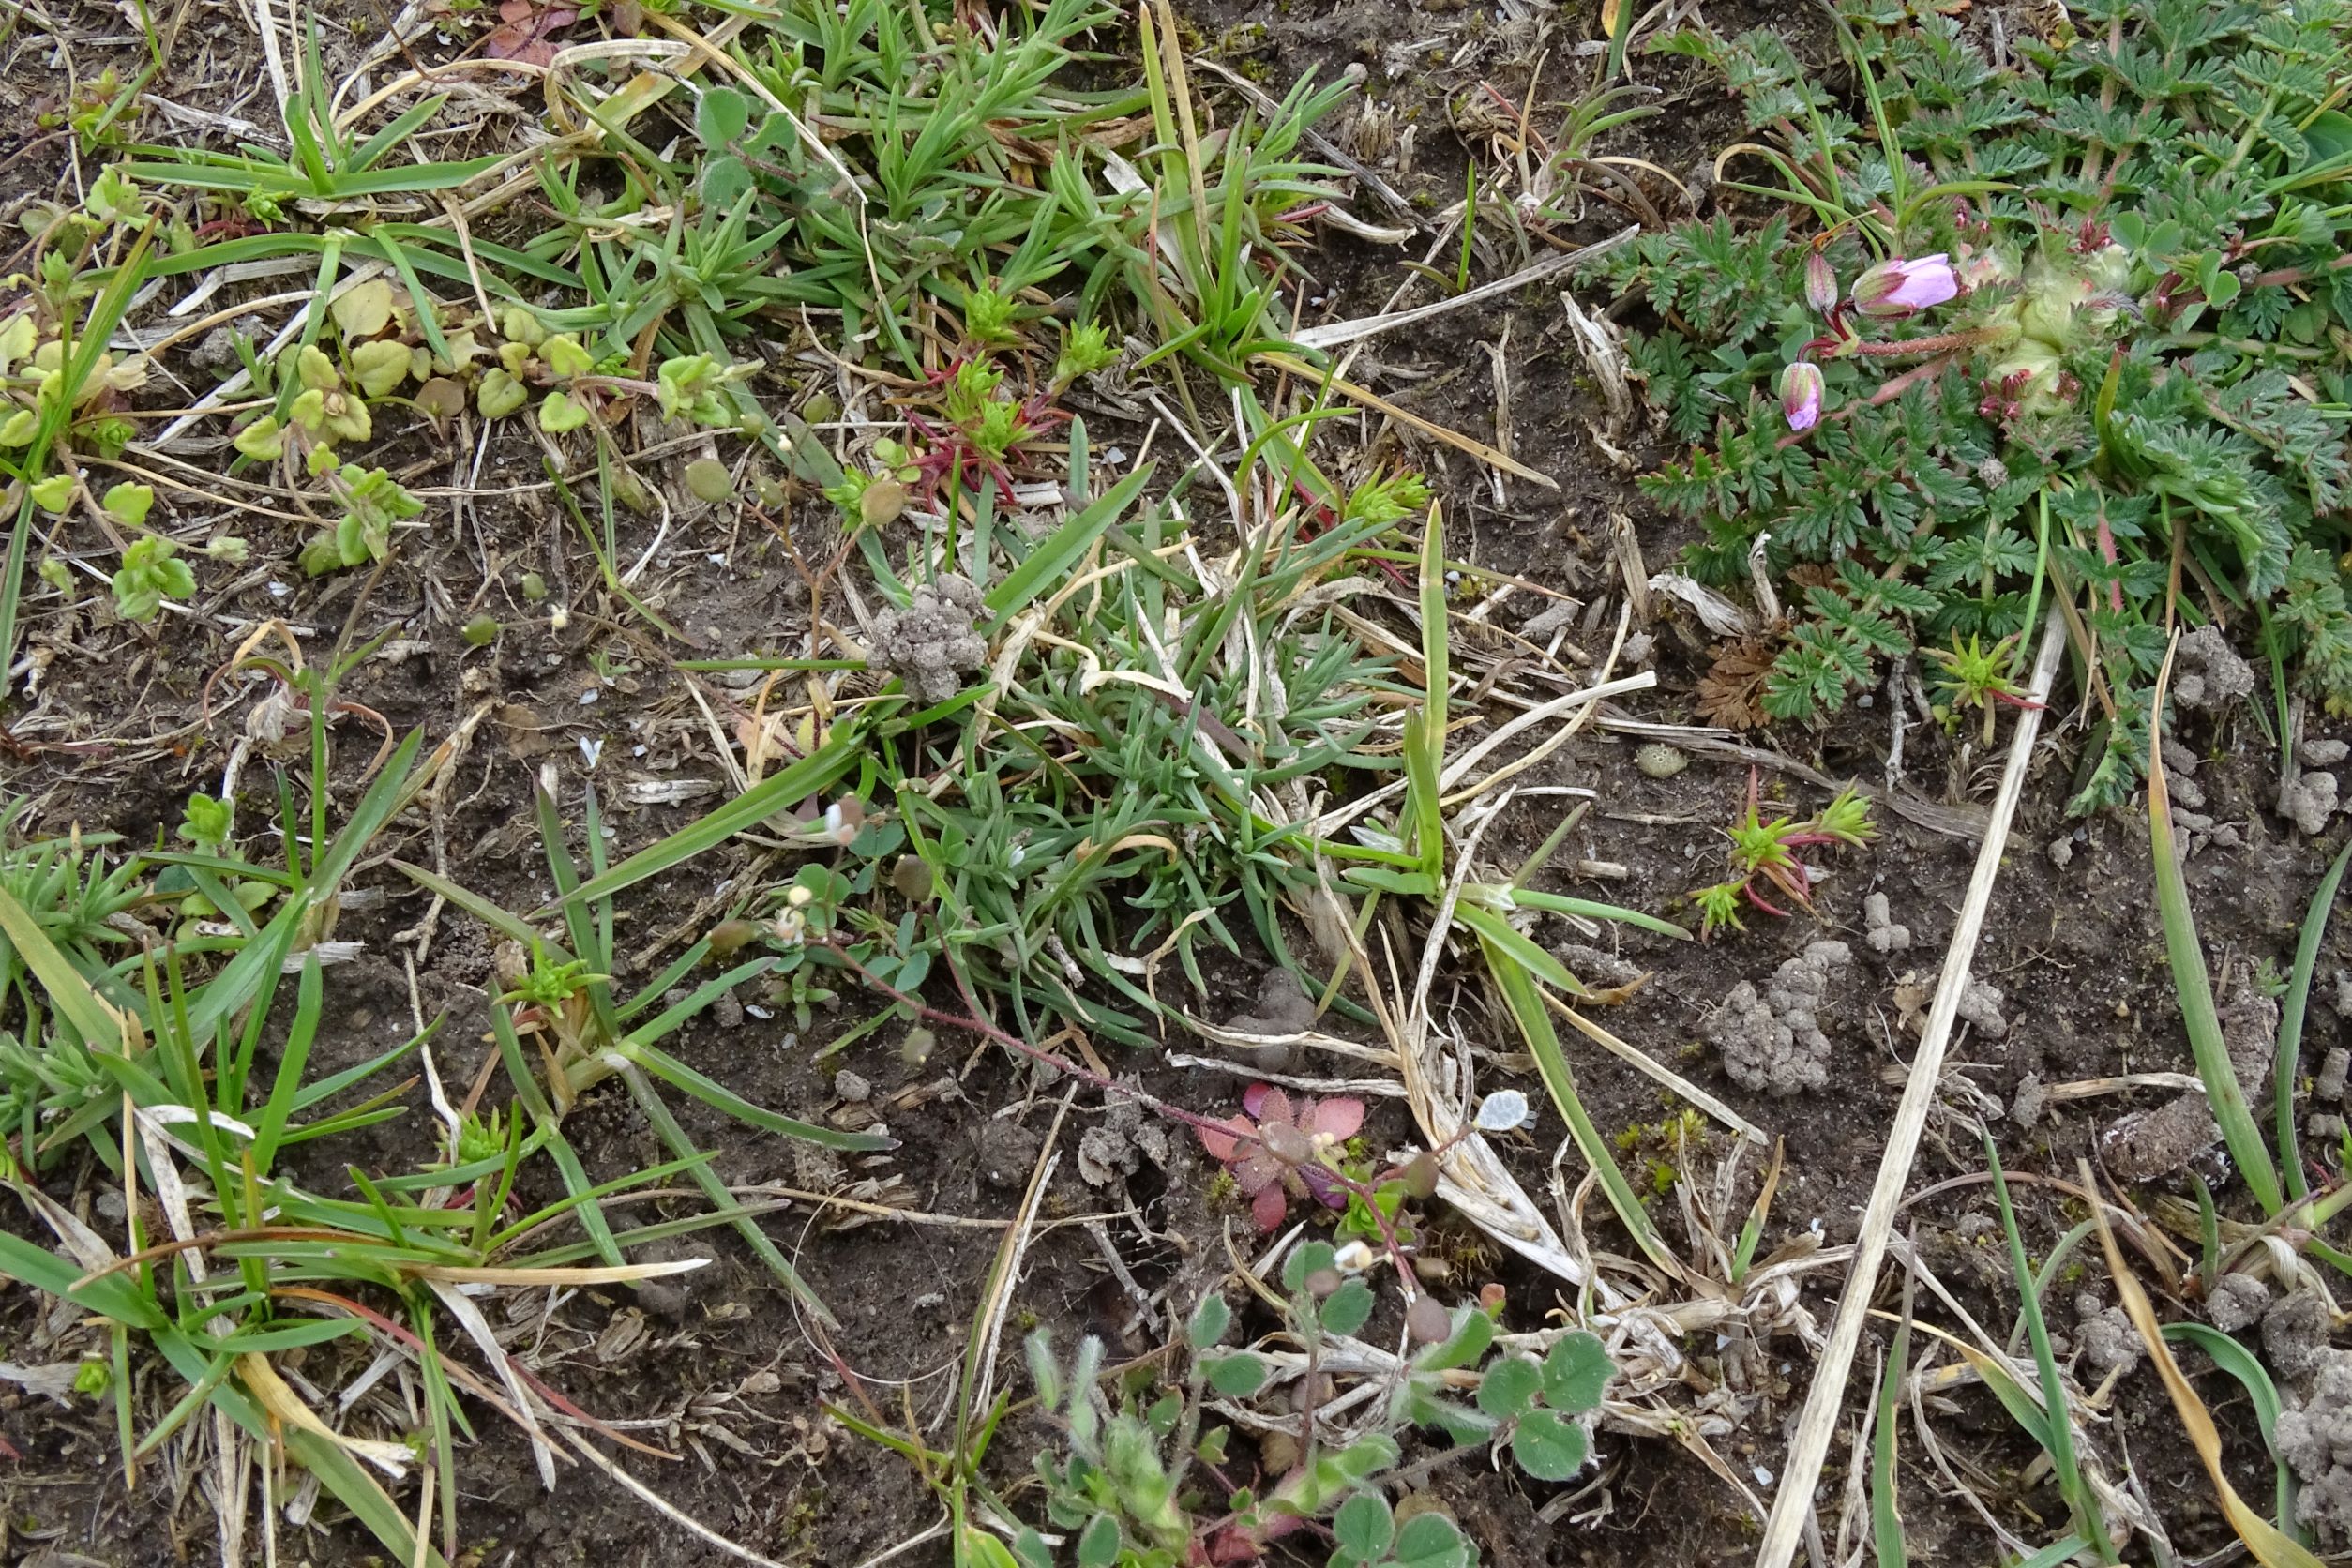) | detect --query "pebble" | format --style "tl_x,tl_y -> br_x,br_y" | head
1635,743 -> 1687,779
835,1069 -> 872,1103
2317,1047 -> 2349,1102
2311,1112 -> 2347,1141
